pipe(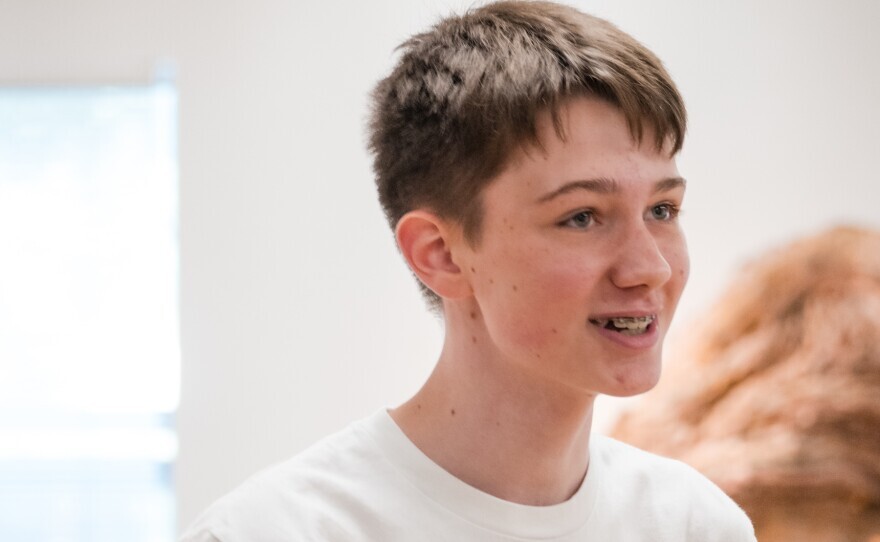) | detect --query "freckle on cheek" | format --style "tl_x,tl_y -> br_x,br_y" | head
451,409 -> 456,416
512,285 -> 518,292
470,267 -> 476,273
489,278 -> 494,284
471,335 -> 477,344
552,328 -> 558,334
470,311 -> 477,320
